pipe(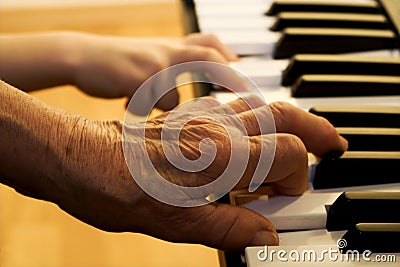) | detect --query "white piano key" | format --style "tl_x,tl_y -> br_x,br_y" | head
198,17 -> 275,32
195,5 -> 268,18
211,30 -> 280,56
194,0 -> 373,5
195,0 -> 273,4
242,192 -> 341,230
279,229 -> 345,246
212,88 -> 400,110
230,59 -> 288,87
